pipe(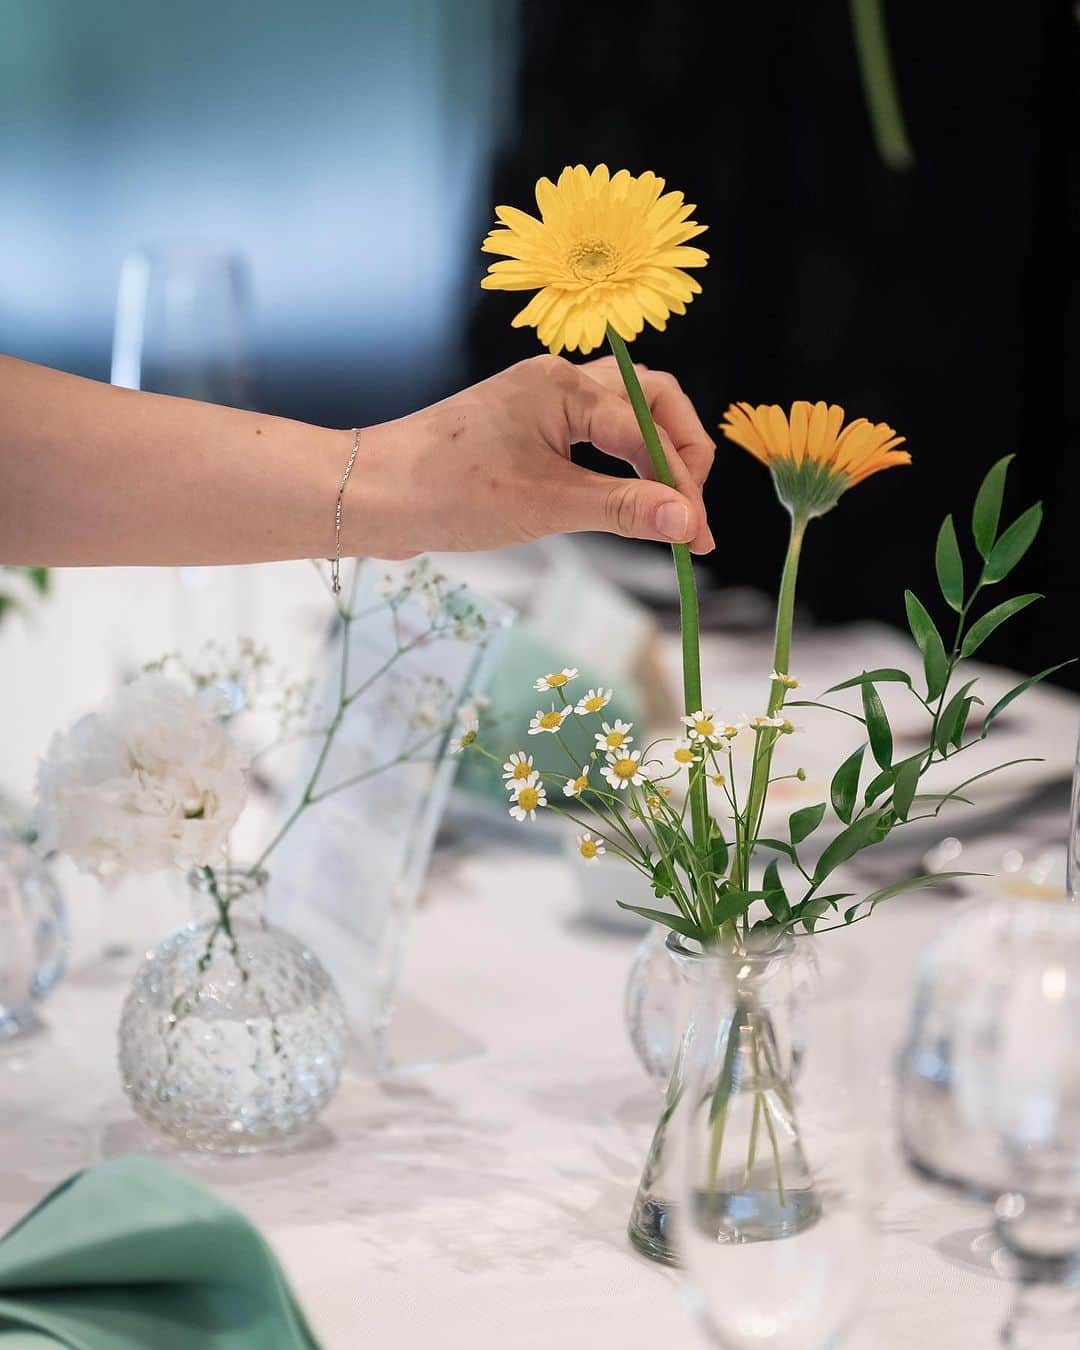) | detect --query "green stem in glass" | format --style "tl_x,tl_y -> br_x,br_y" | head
735,513 -> 807,892
605,325 -> 709,861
